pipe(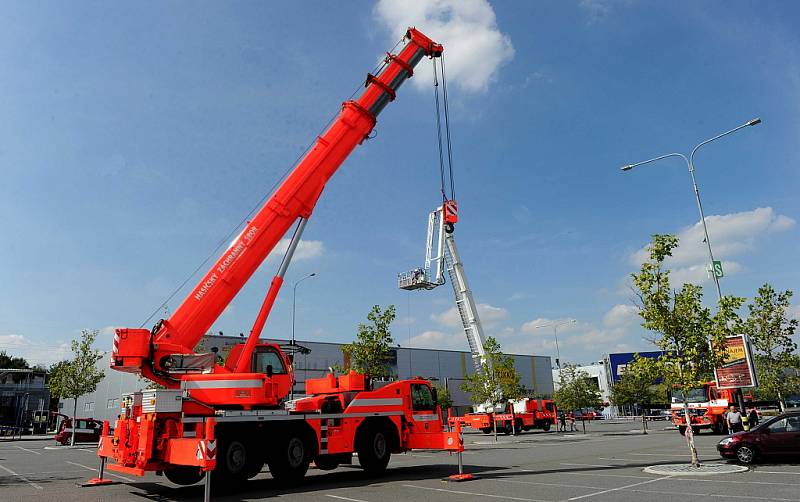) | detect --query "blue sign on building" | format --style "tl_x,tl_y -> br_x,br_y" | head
608,351 -> 665,382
